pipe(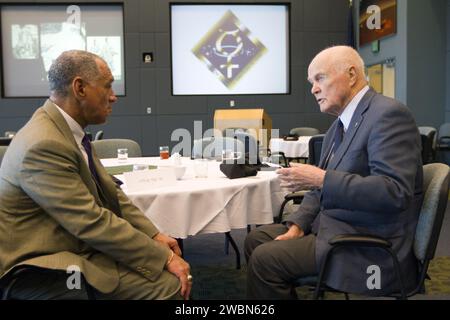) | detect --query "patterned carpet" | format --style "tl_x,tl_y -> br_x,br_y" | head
189,256 -> 450,300
425,256 -> 450,295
